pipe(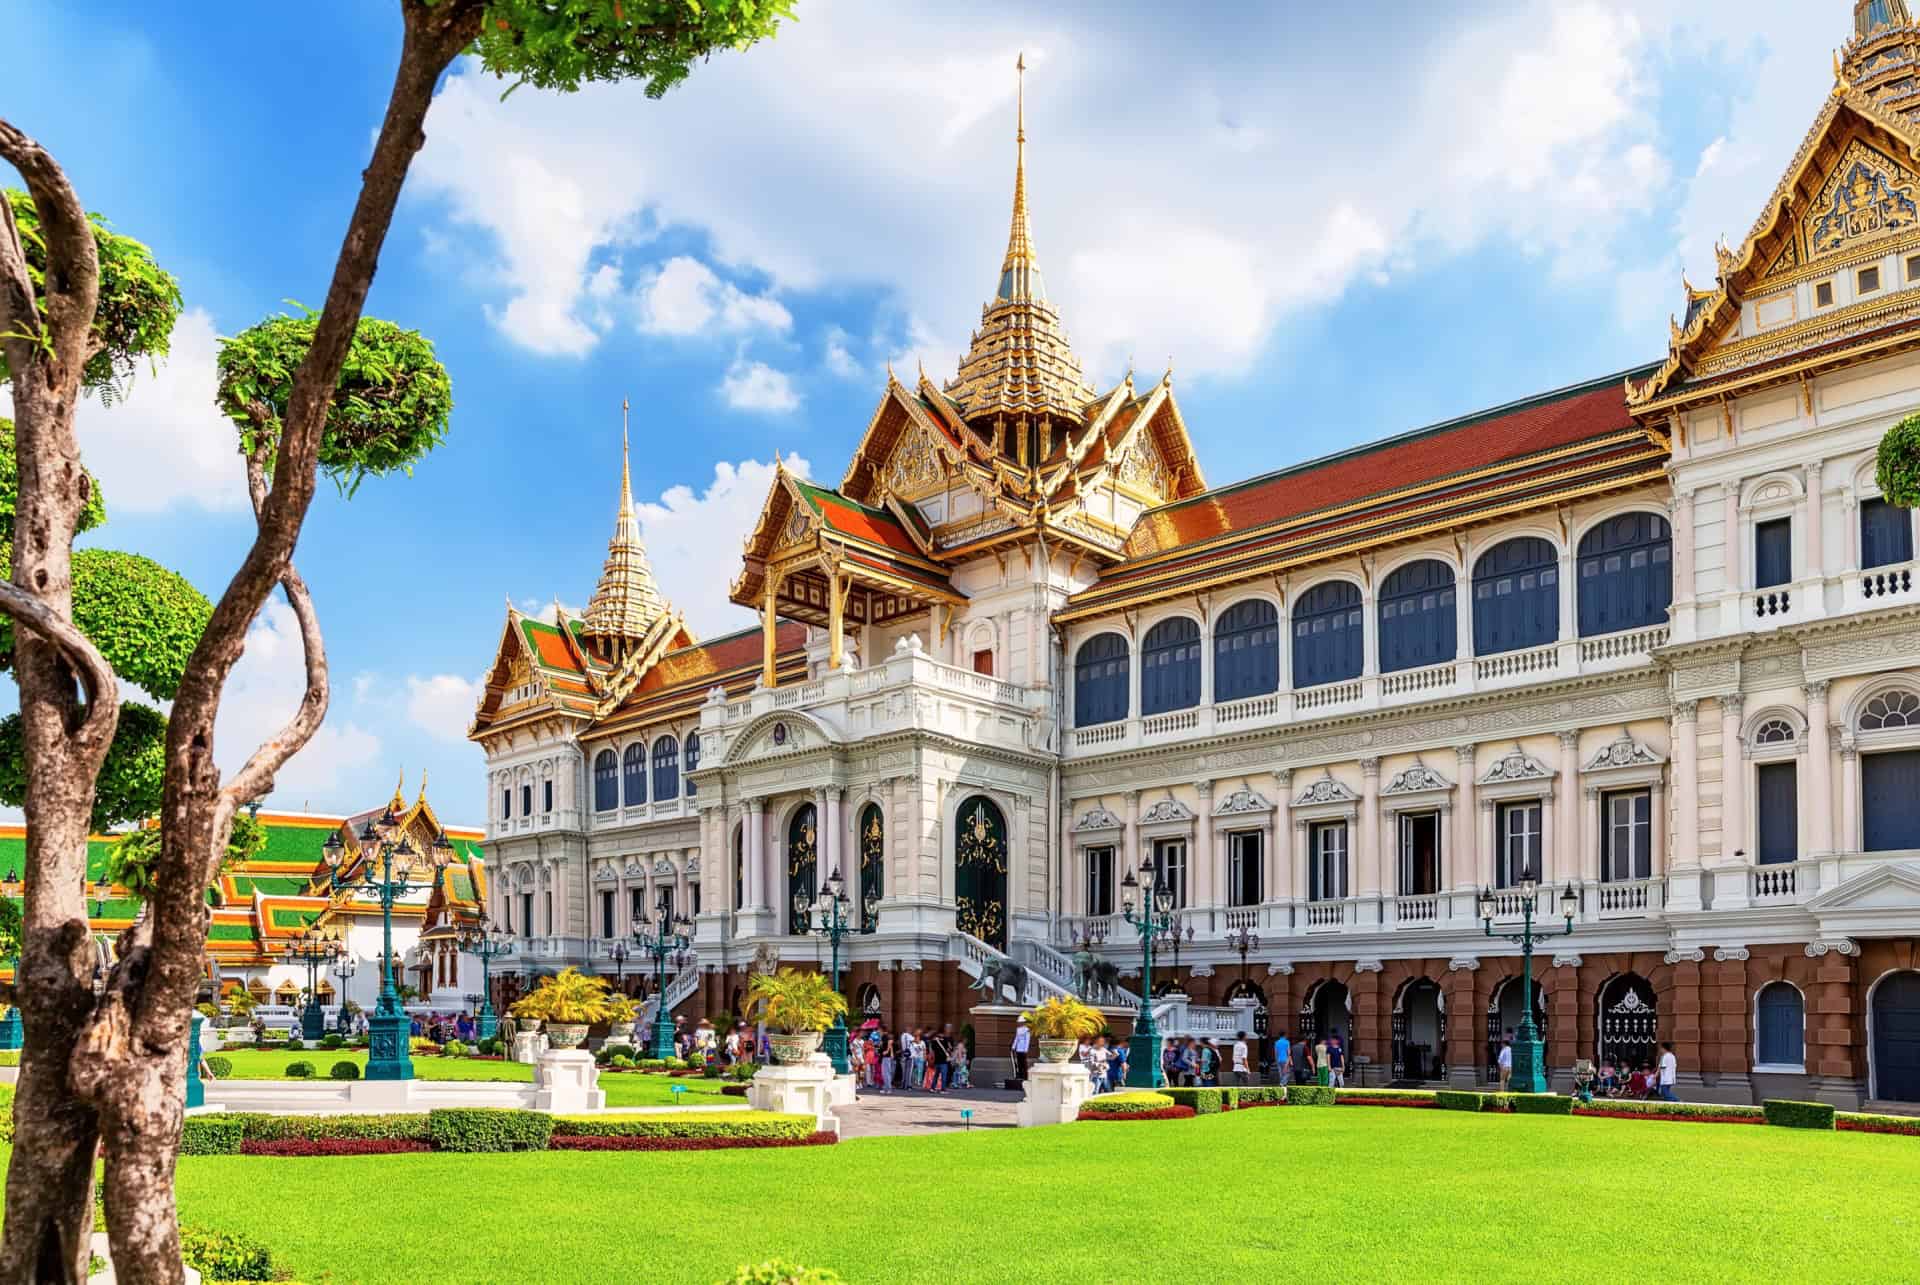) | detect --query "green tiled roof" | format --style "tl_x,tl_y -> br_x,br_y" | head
229,875 -> 311,898
446,870 -> 476,901
207,923 -> 256,942
0,835 -> 114,882
259,823 -> 329,867
267,906 -> 319,930
449,837 -> 483,862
